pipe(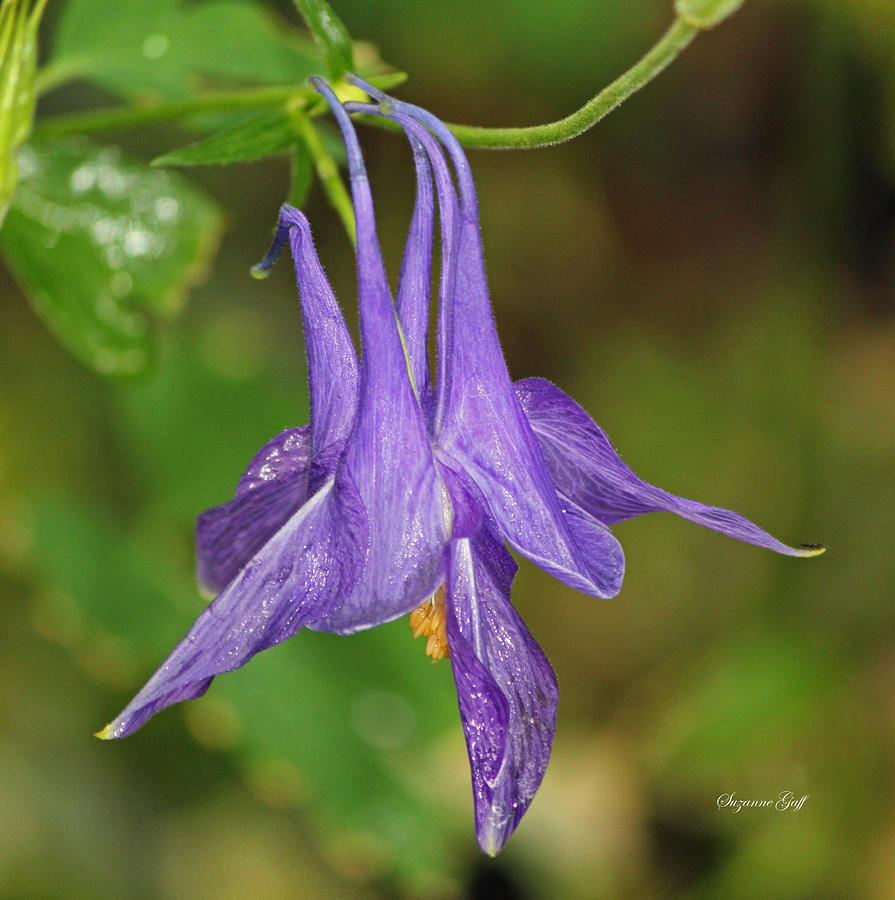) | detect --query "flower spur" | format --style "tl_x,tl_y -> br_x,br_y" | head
97,77 -> 822,856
